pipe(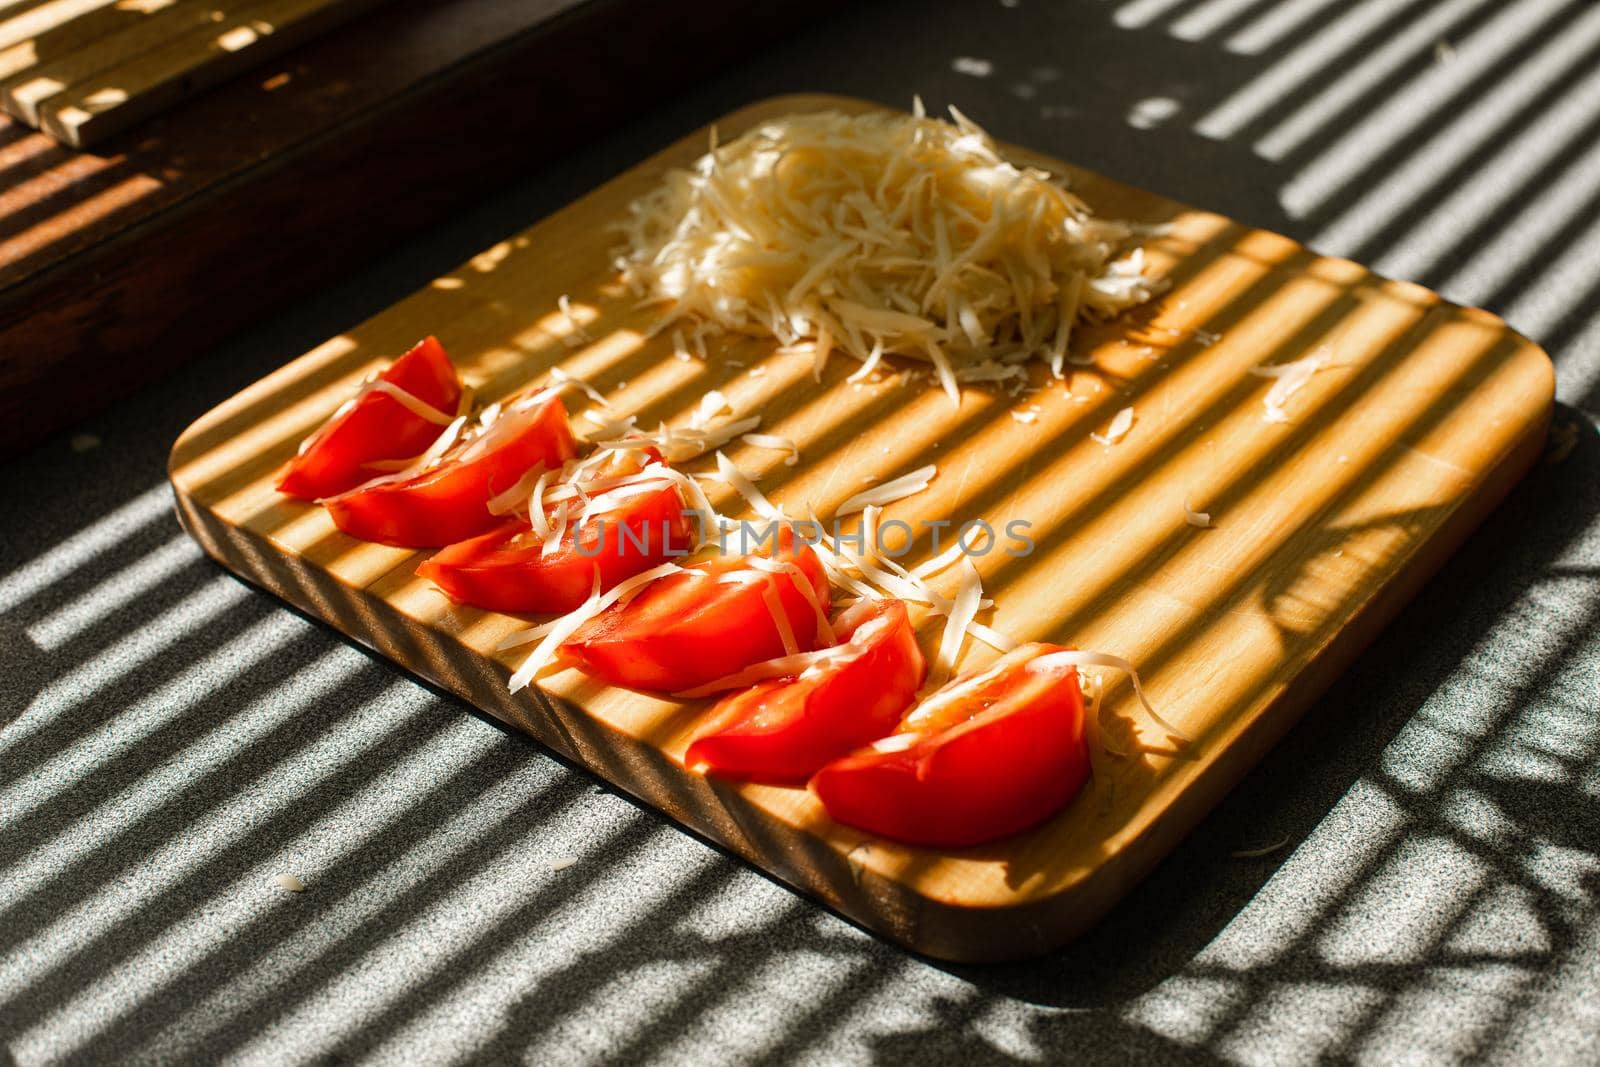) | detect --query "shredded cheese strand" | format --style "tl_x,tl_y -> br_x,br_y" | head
847,339 -> 885,383
320,415 -> 467,502
583,411 -> 638,441
596,415 -> 762,463
692,390 -> 732,428
574,478 -> 675,530
750,557 -> 835,645
807,504 -> 1014,650
457,390 -> 557,464
1252,346 -> 1330,423
760,580 -> 800,656
674,644 -> 857,698
1029,649 -> 1190,742
910,539 -> 968,580
1091,406 -> 1135,446
836,464 -> 937,516
557,295 -> 593,346
505,564 -> 688,687
741,432 -> 800,465
714,451 -> 782,519
905,658 -> 1012,727
527,468 -> 557,540
935,556 -> 983,674
548,366 -> 610,409
675,612 -> 891,698
1183,494 -> 1214,528
487,463 -> 551,517
541,500 -> 569,557
366,379 -> 457,426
